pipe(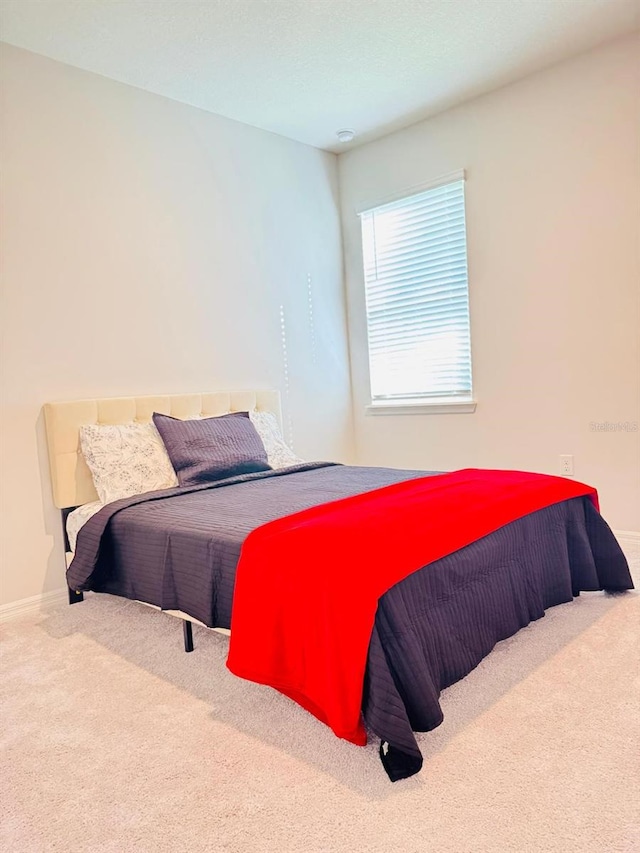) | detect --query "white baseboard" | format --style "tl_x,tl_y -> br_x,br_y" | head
0,588 -> 69,624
